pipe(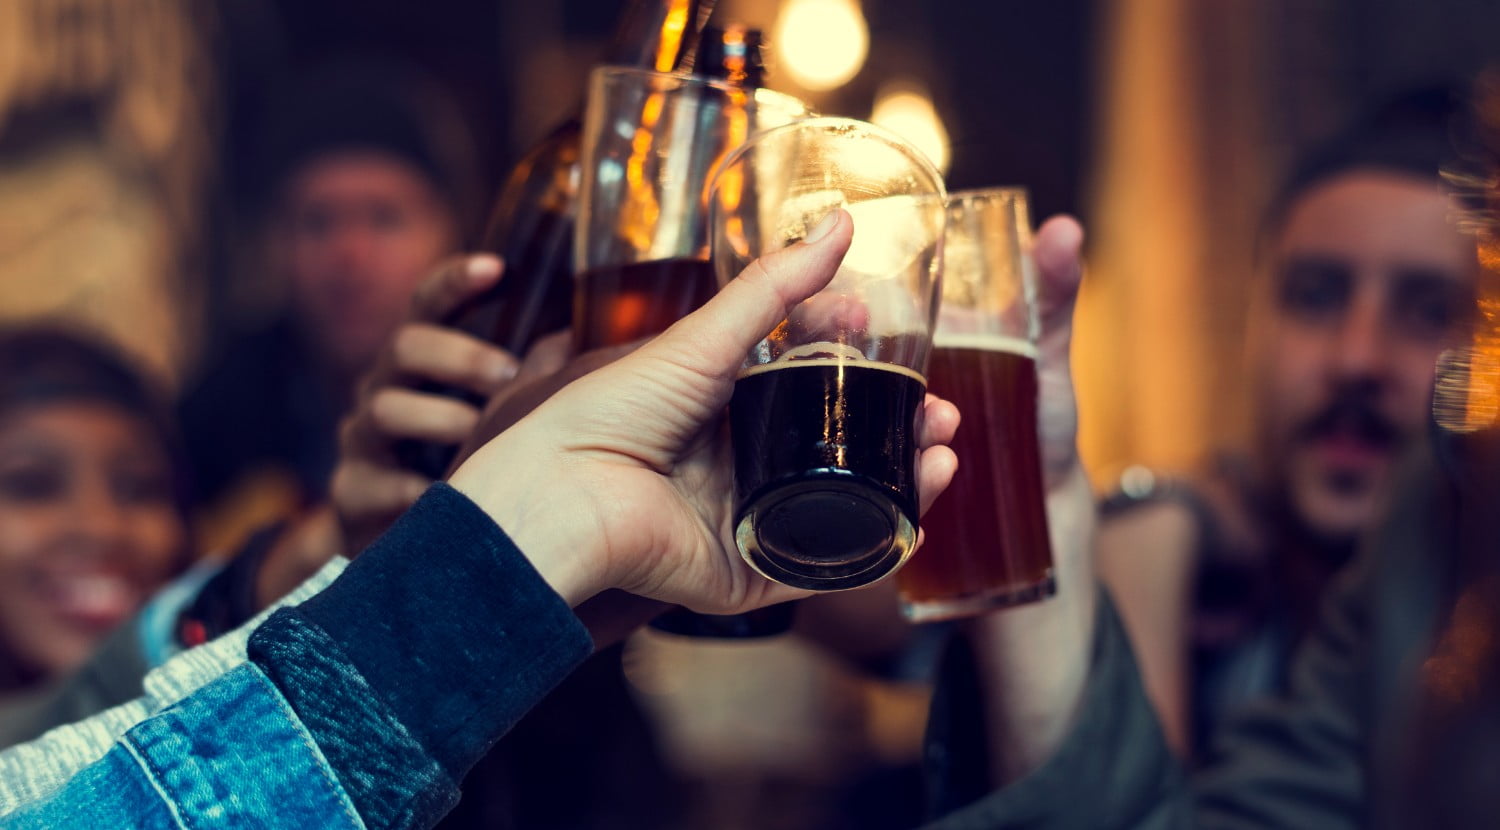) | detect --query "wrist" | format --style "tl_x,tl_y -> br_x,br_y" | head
448,430 -> 608,606
960,461 -> 1098,785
